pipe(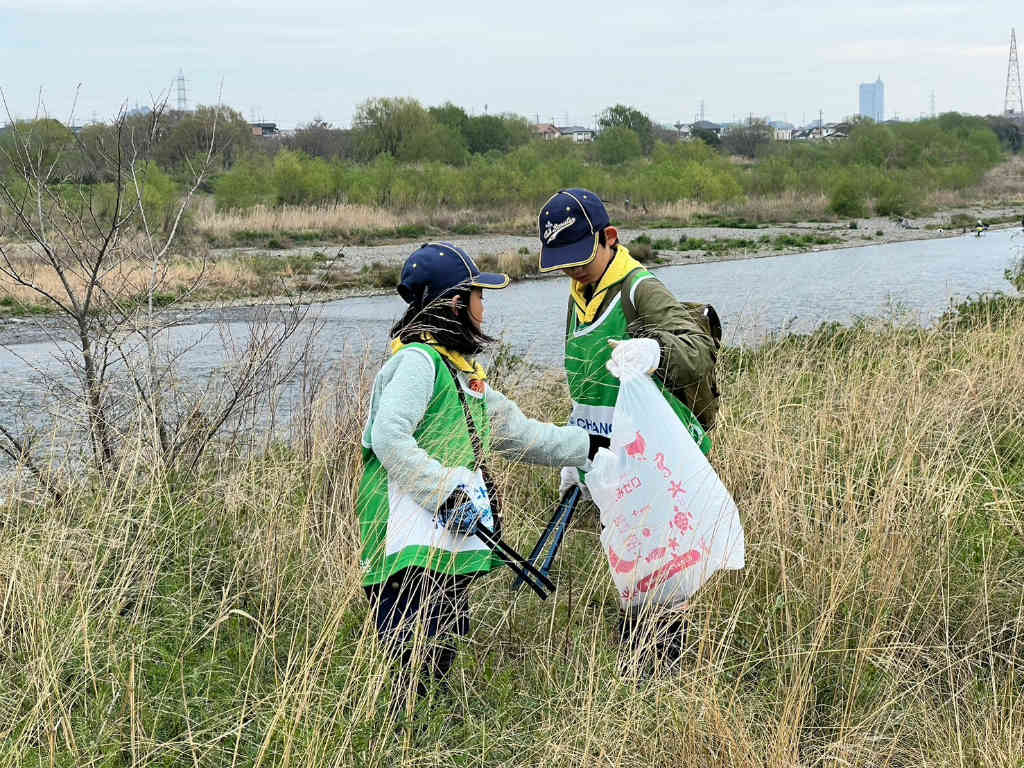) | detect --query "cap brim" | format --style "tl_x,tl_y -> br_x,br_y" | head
538,233 -> 599,273
469,271 -> 511,289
